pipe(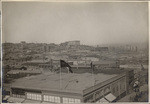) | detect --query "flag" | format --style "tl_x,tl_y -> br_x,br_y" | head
60,60 -> 73,73
90,62 -> 95,70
